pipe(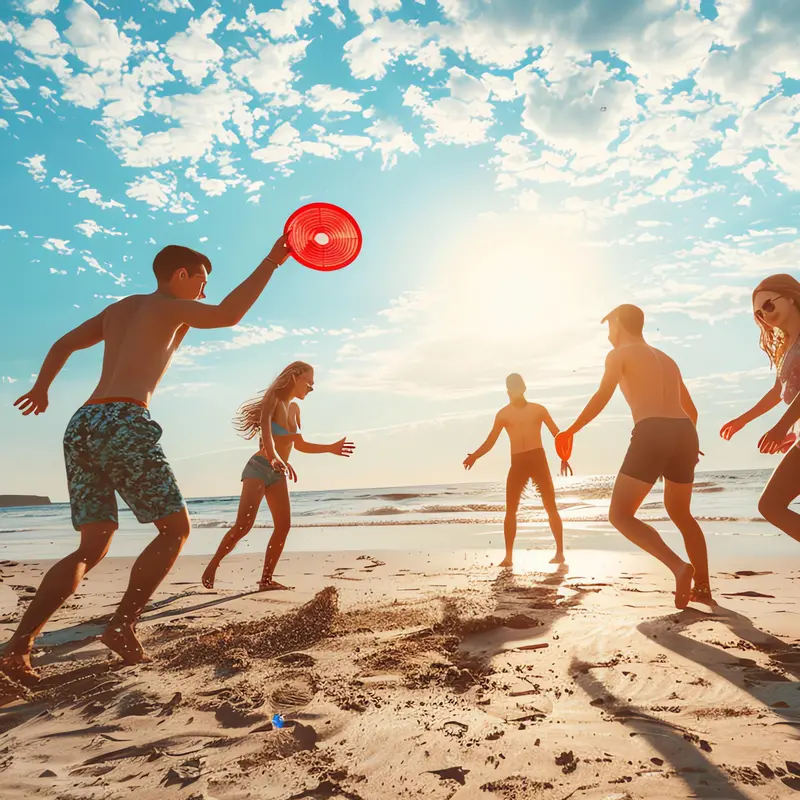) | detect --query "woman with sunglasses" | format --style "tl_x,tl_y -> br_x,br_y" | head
720,274 -> 800,544
202,361 -> 355,591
